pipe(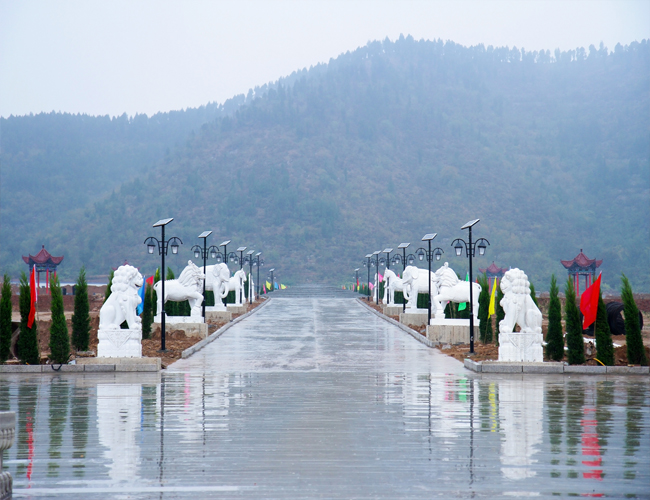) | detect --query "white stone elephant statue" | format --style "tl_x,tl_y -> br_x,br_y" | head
205,263 -> 230,310
221,269 -> 247,306
154,260 -> 205,320
400,266 -> 434,310
431,262 -> 481,321
382,269 -> 404,305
